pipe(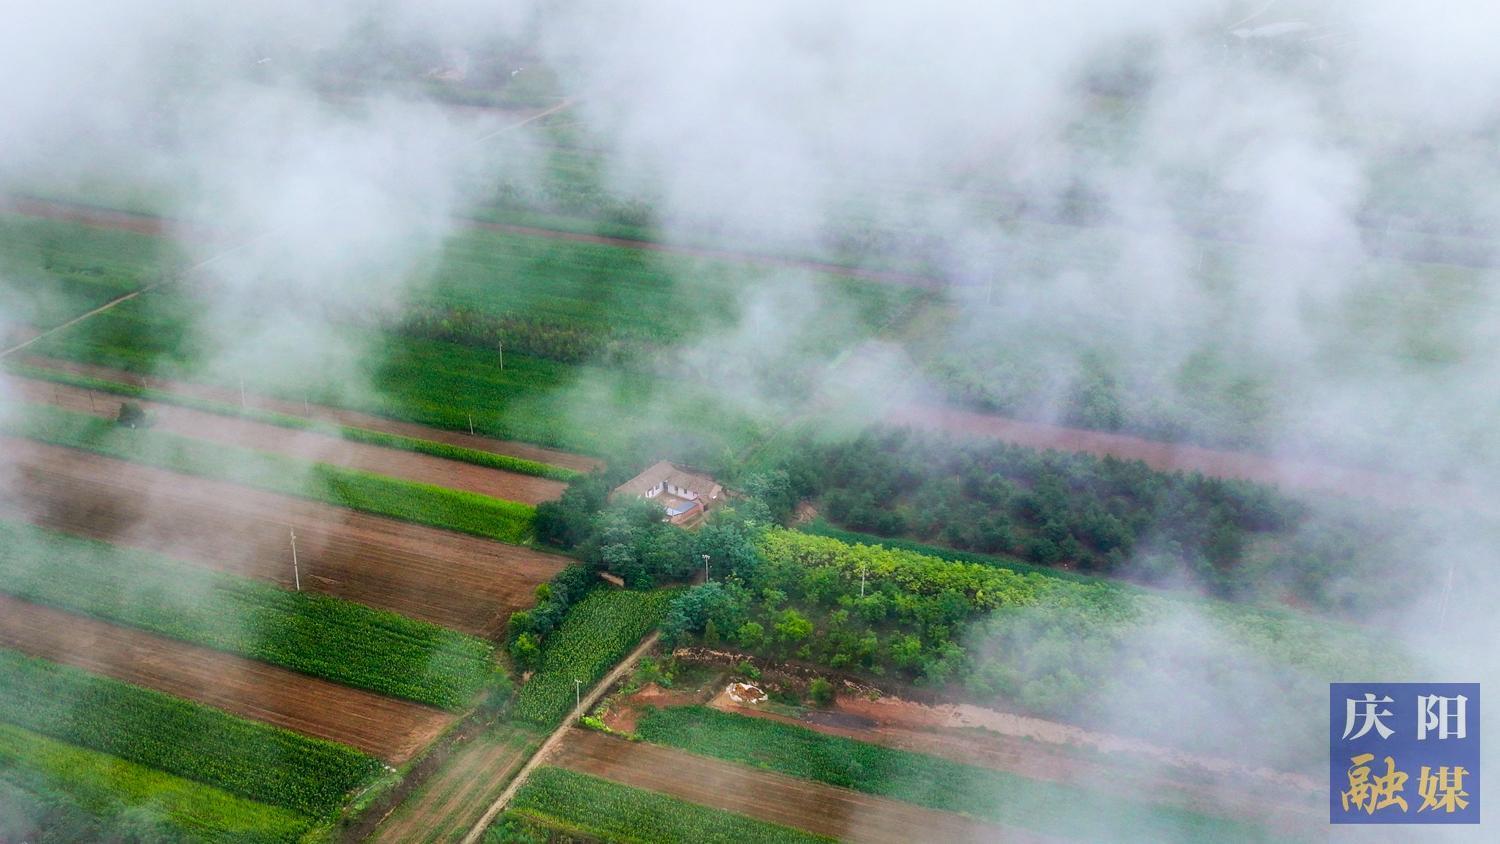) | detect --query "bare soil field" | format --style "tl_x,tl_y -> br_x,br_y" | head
20,356 -> 601,474
0,593 -> 452,763
888,402 -> 1489,514
549,727 -> 1029,844
368,725 -> 539,844
5,375 -> 566,504
0,437 -> 566,637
